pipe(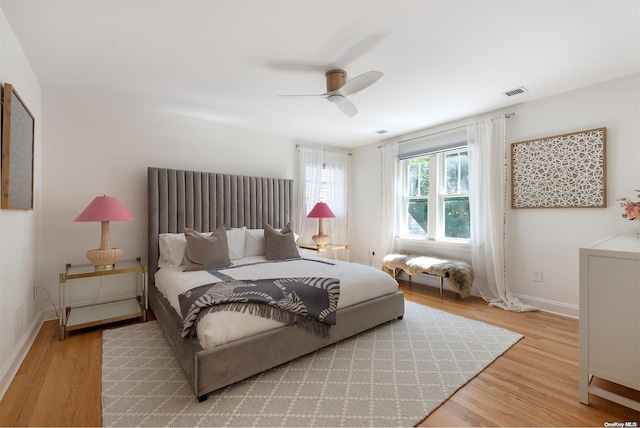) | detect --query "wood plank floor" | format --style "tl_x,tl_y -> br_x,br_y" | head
1,281 -> 638,427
